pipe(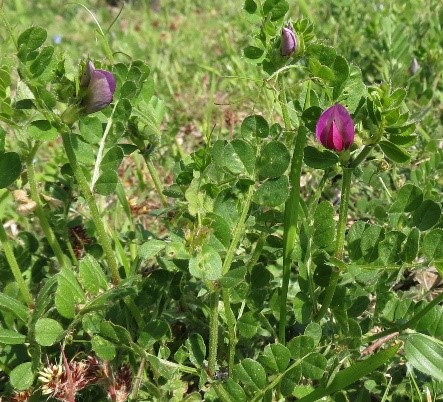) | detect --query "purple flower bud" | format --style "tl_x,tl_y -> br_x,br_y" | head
315,104 -> 355,152
281,26 -> 297,57
80,61 -> 116,114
